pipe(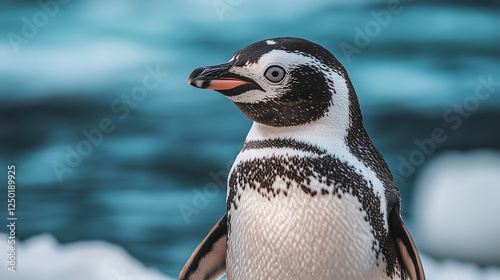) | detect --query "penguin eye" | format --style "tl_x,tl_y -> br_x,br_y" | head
263,64 -> 286,84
